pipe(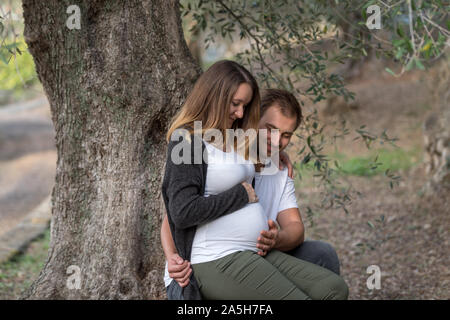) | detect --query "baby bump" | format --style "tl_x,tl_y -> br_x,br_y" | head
204,202 -> 268,245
